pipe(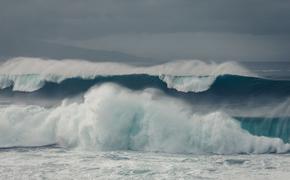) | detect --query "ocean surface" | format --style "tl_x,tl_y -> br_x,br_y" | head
1,57 -> 290,179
